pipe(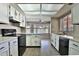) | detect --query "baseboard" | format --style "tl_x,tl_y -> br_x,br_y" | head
26,46 -> 41,48
19,46 -> 26,48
